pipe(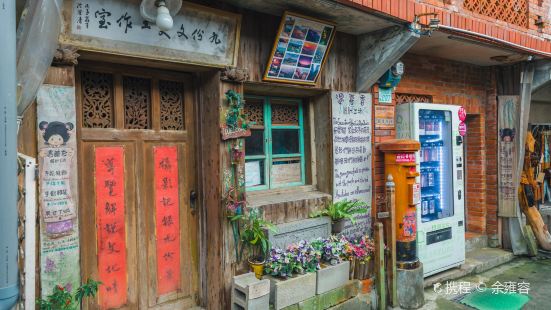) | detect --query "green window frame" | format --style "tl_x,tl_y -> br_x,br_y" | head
244,95 -> 306,191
